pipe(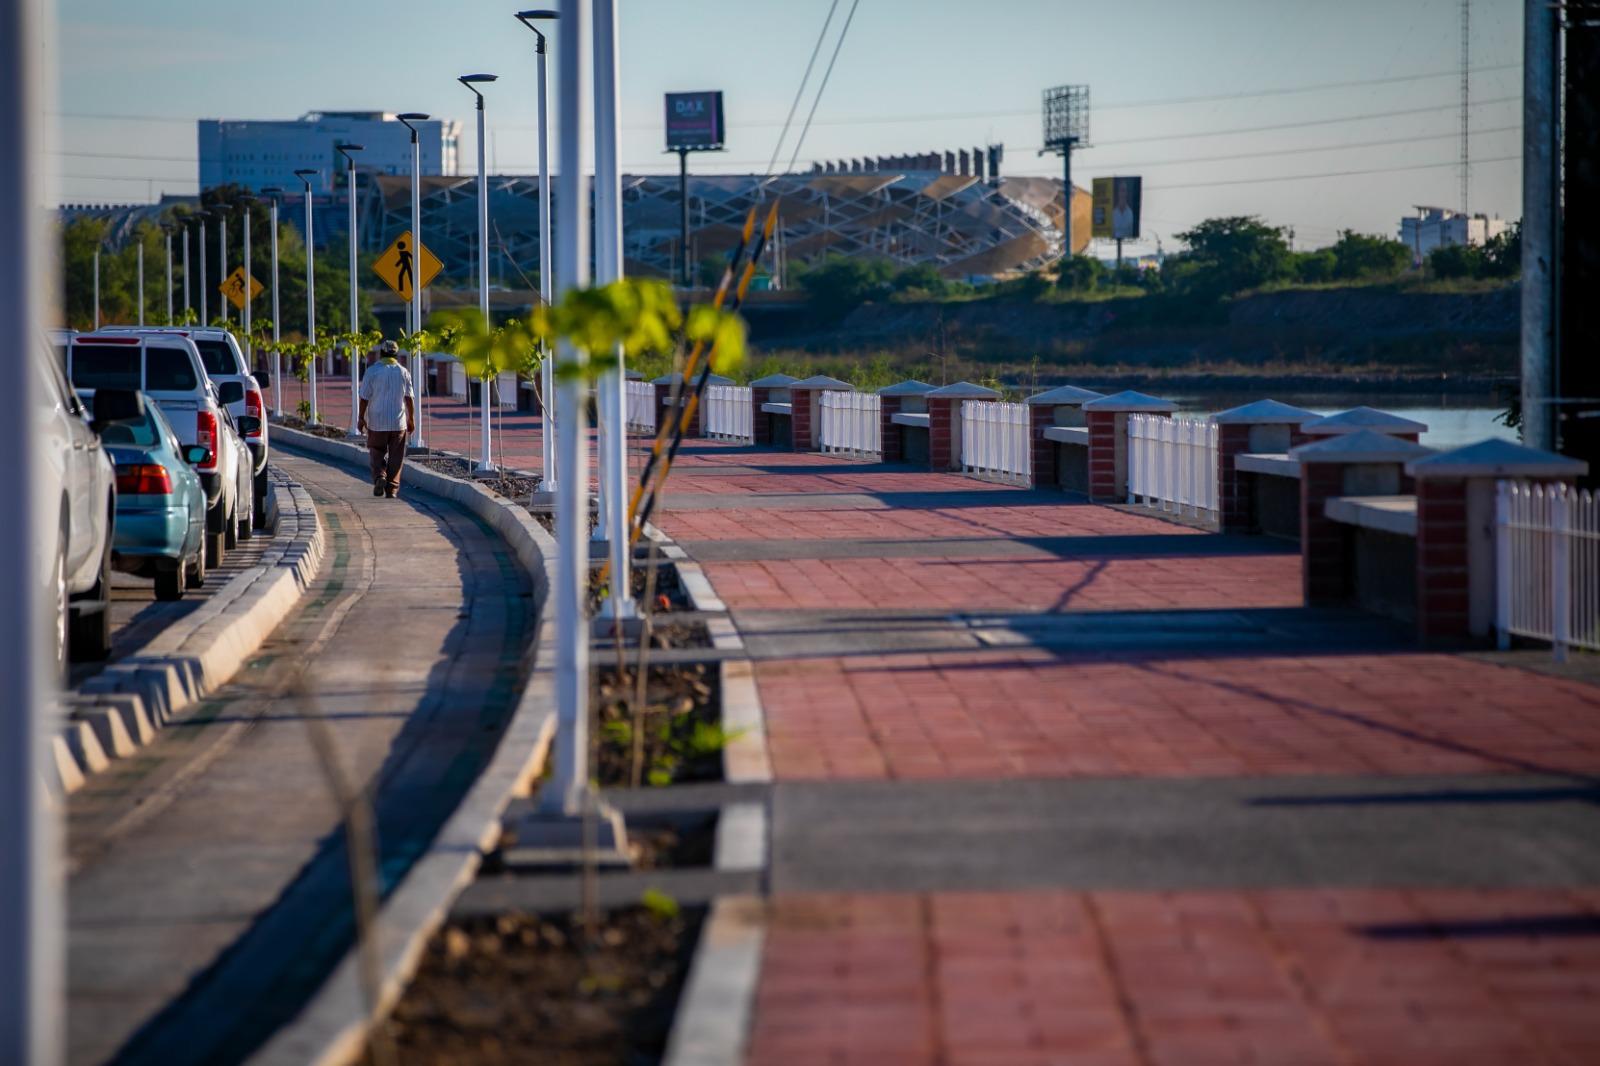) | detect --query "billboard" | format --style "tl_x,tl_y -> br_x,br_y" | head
1091,176 -> 1142,240
665,91 -> 725,151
